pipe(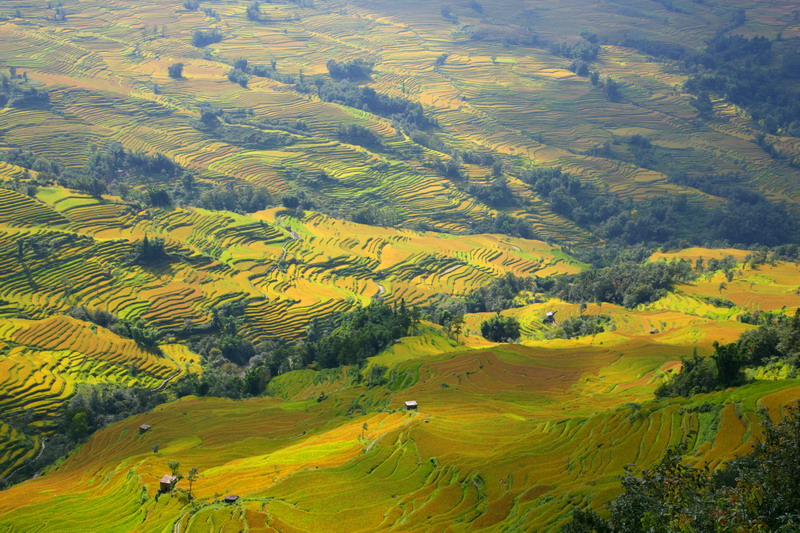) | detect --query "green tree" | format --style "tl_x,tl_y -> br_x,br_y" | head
186,467 -> 199,500
167,63 -> 184,79
68,411 -> 89,439
563,402 -> 800,531
450,314 -> 465,342
168,460 -> 182,478
711,340 -> 745,386
245,1 -> 261,21
480,314 -> 520,342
